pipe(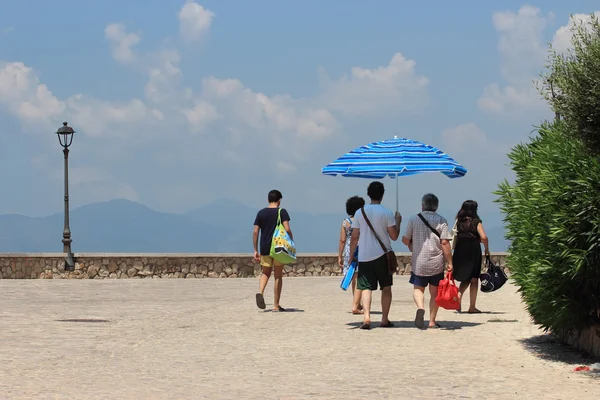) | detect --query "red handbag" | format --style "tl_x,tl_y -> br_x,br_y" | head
436,272 -> 460,310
